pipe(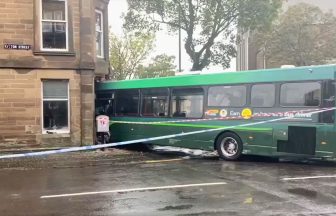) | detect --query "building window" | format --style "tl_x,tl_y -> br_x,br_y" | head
141,89 -> 169,117
208,85 -> 247,107
42,80 -> 69,133
280,82 -> 321,107
41,0 -> 68,51
251,84 -> 275,107
172,88 -> 204,118
95,10 -> 104,58
115,90 -> 139,116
